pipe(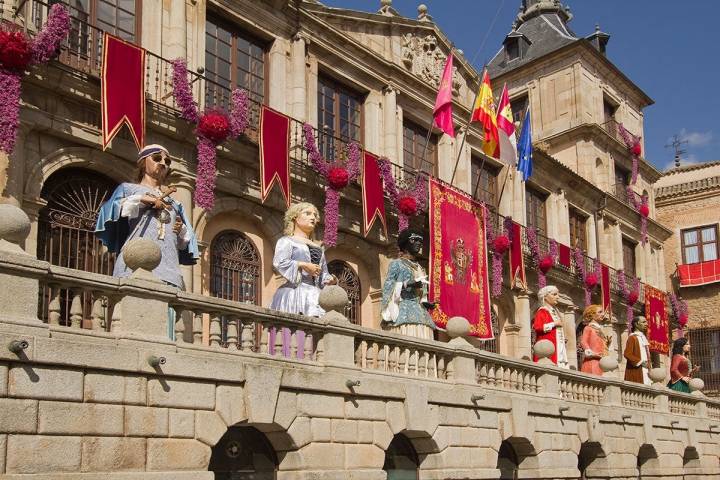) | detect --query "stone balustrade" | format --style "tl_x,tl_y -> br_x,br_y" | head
2,204 -> 720,479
